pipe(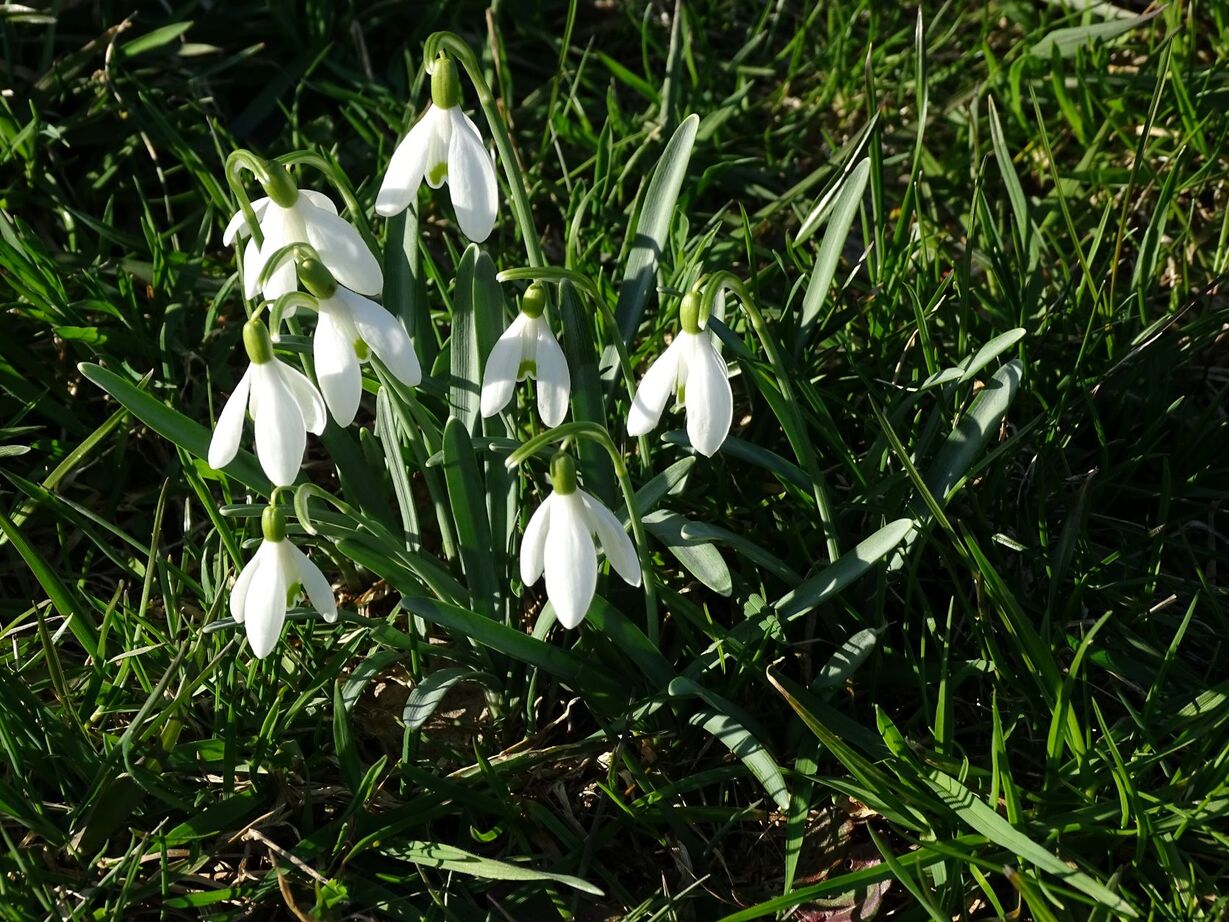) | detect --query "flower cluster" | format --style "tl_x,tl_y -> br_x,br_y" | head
204,48 -> 735,658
